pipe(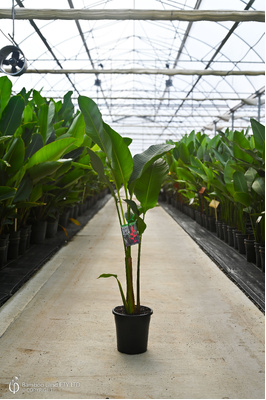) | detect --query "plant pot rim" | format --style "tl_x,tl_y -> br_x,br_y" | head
112,305 -> 153,317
